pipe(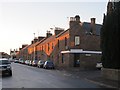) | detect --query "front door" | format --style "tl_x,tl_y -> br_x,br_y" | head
74,54 -> 80,67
